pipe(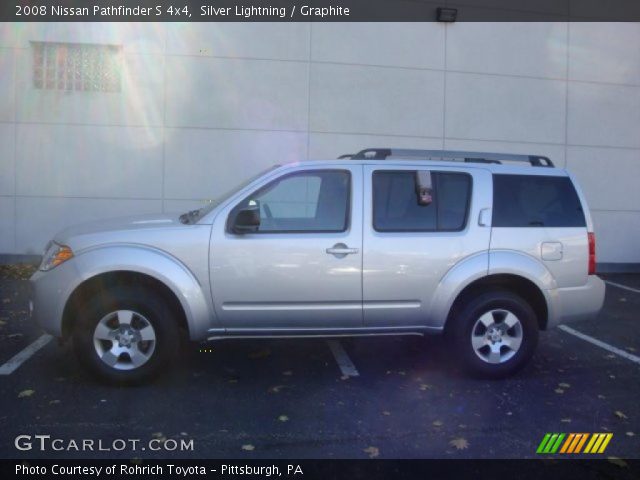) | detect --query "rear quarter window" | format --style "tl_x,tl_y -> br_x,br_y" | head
492,174 -> 586,227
